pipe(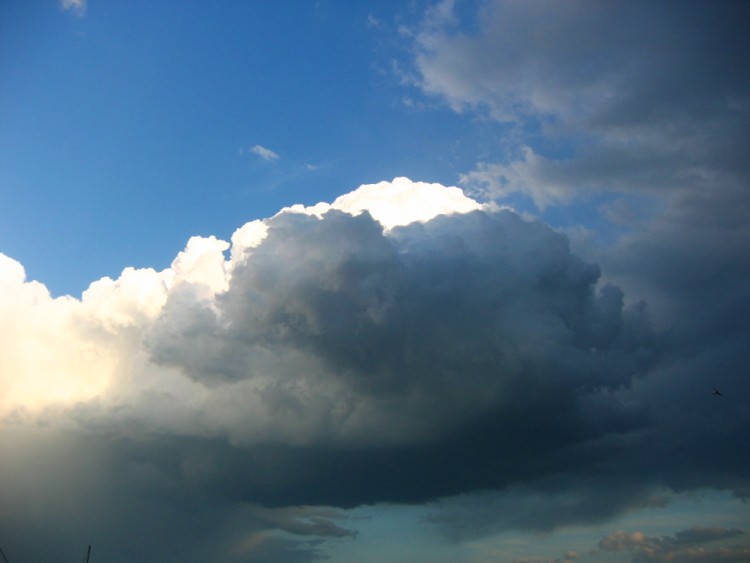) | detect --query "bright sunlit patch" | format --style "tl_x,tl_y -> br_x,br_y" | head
331,177 -> 487,230
0,254 -> 113,412
280,177 -> 493,230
